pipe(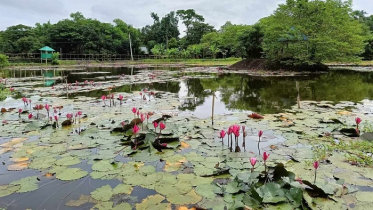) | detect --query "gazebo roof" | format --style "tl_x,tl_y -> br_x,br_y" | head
39,46 -> 55,52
